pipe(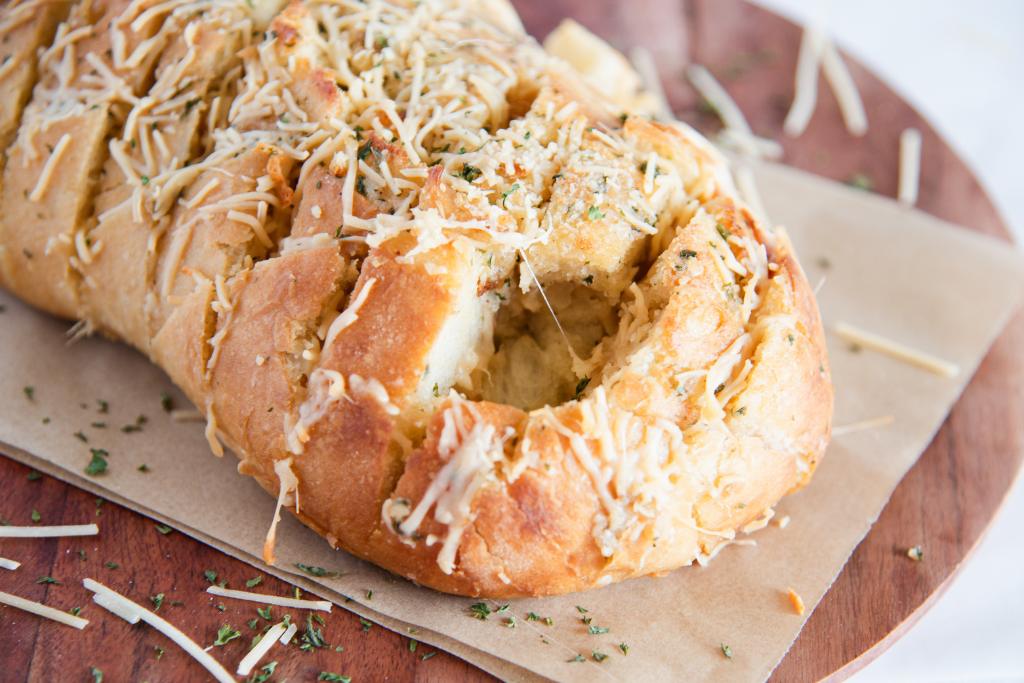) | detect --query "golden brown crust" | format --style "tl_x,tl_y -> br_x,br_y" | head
0,0 -> 833,597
